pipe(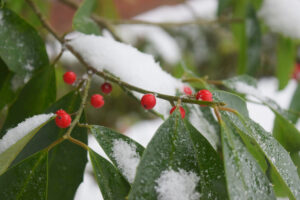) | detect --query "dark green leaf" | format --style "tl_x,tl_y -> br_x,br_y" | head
0,151 -> 47,200
184,104 -> 221,150
0,59 -> 16,110
0,8 -> 49,75
73,0 -> 101,35
217,0 -> 234,16
11,91 -> 88,200
129,111 -> 227,200
276,36 -> 296,90
90,125 -> 144,184
1,64 -> 56,137
244,3 -> 261,75
220,120 -> 276,199
89,148 -> 130,200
